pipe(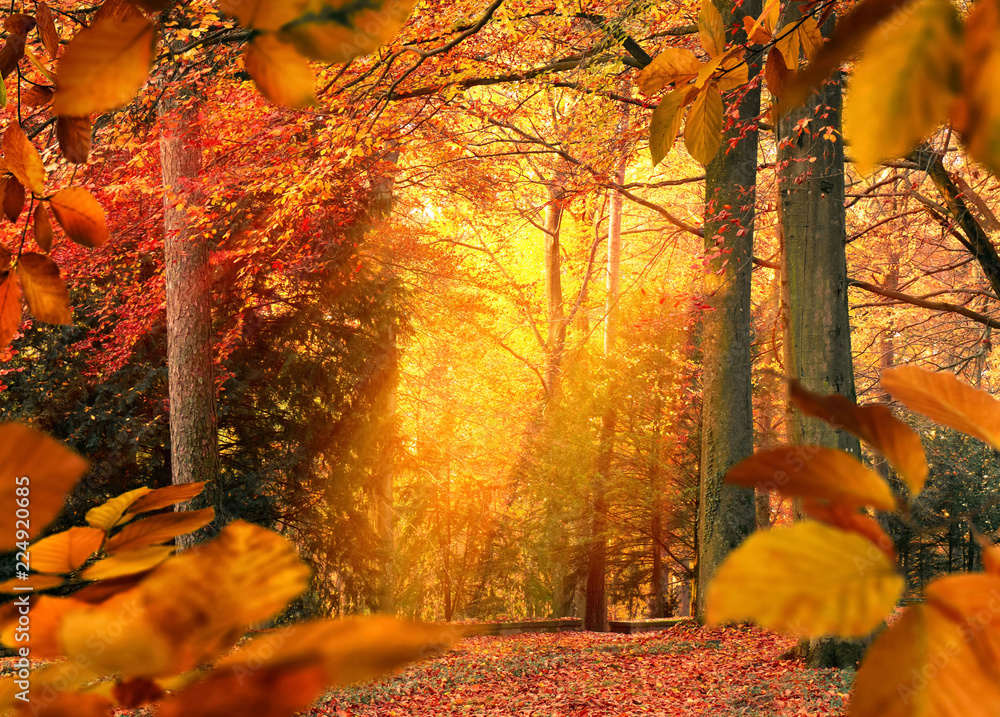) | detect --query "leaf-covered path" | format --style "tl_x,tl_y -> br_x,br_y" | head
321,624 -> 852,716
